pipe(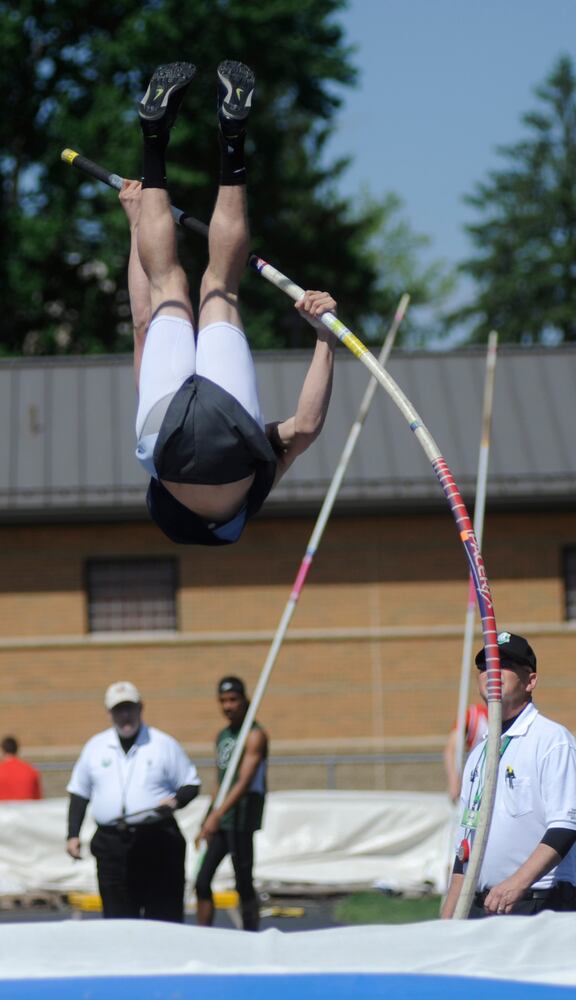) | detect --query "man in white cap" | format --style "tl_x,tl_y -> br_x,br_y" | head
66,681 -> 200,922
